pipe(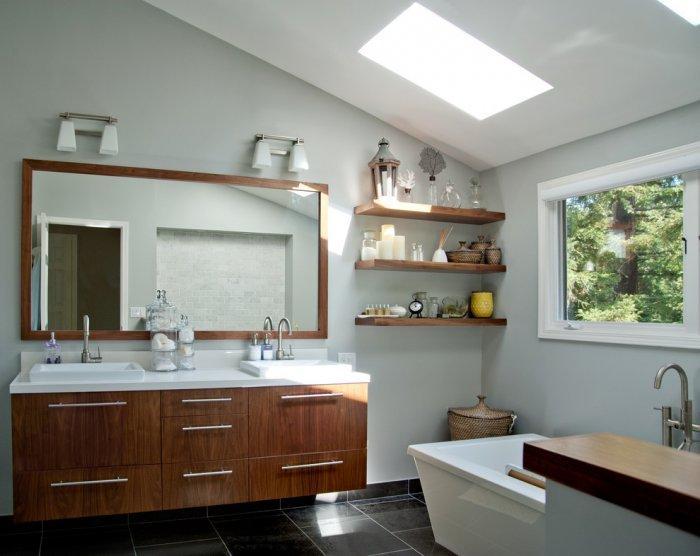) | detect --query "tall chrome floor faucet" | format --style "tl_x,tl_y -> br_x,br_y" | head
654,363 -> 697,451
